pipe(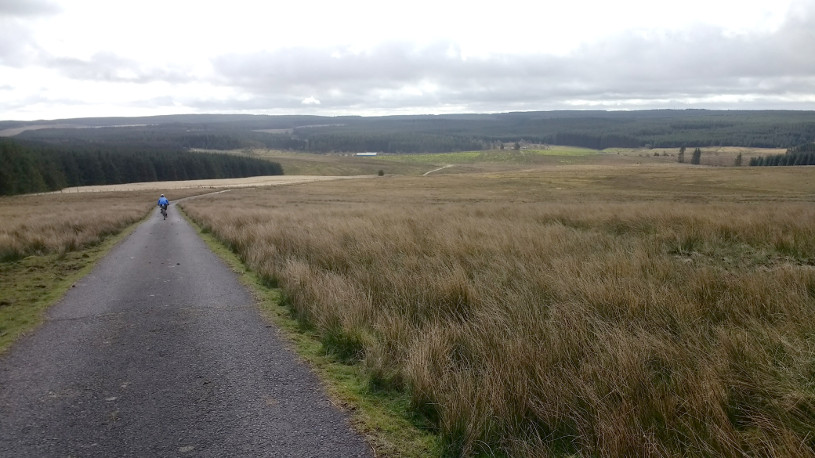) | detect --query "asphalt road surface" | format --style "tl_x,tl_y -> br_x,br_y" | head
0,204 -> 372,457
